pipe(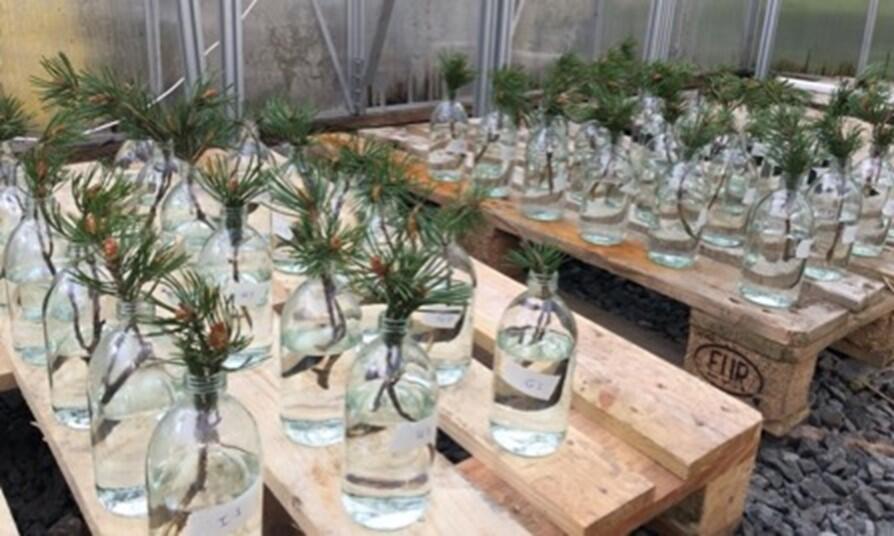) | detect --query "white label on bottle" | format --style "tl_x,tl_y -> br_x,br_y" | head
620,182 -> 638,195
183,477 -> 261,535
229,281 -> 268,307
500,358 -> 560,401
743,188 -> 757,205
273,214 -> 293,240
447,138 -> 467,155
500,143 -> 515,162
884,199 -> 894,217
390,414 -> 437,452
796,238 -> 814,259
842,224 -> 858,245
695,209 -> 708,229
417,308 -> 463,329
